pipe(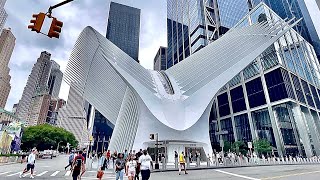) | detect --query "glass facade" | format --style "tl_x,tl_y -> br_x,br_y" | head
92,110 -> 114,152
209,4 -> 320,157
106,2 -> 140,62
251,0 -> 320,61
166,0 -> 250,69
